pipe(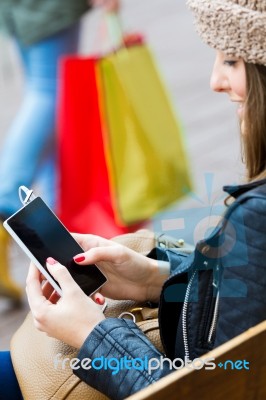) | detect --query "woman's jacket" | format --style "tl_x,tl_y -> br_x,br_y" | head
74,179 -> 266,400
0,0 -> 90,44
